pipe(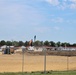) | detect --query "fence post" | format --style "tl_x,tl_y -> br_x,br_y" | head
43,47 -> 47,73
67,56 -> 69,71
21,46 -> 26,75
